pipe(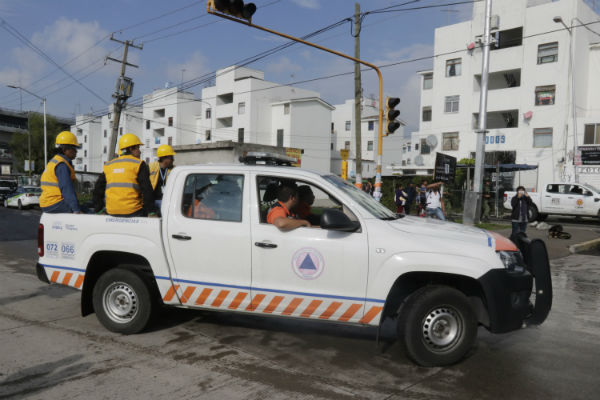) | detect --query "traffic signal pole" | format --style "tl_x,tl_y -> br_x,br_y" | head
353,3 -> 363,190
207,1 -> 386,198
